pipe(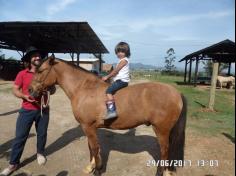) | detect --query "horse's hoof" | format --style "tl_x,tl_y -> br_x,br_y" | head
96,157 -> 103,170
83,164 -> 95,174
96,163 -> 103,171
93,169 -> 101,176
163,170 -> 177,176
156,169 -> 163,176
